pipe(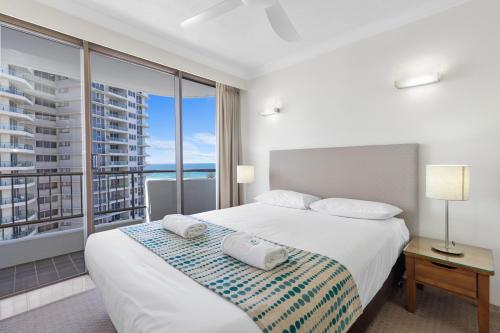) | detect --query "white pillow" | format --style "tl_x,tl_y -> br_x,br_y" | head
310,198 -> 402,220
255,190 -> 320,210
